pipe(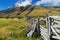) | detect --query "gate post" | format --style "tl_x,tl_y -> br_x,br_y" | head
47,17 -> 54,40
37,17 -> 40,36
34,17 -> 40,37
46,15 -> 51,40
47,17 -> 51,40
